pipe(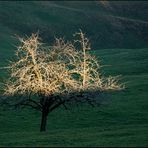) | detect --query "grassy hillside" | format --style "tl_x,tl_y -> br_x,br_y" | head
0,1 -> 148,50
0,1 -> 148,147
0,47 -> 148,147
